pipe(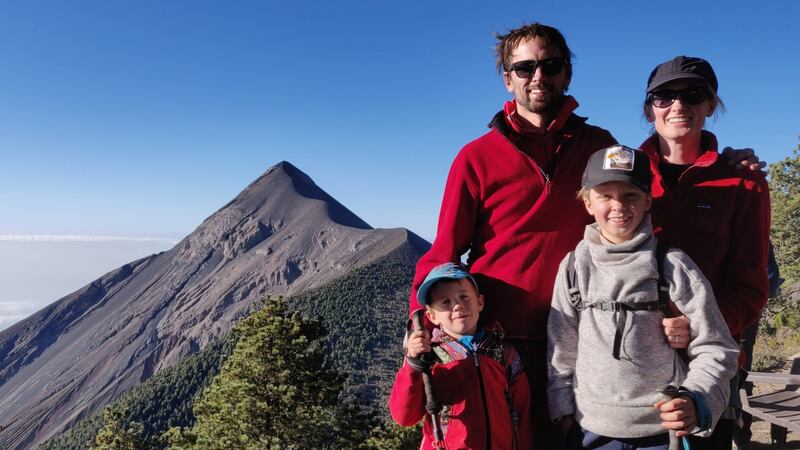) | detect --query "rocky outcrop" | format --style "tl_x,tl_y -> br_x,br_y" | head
0,161 -> 429,449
